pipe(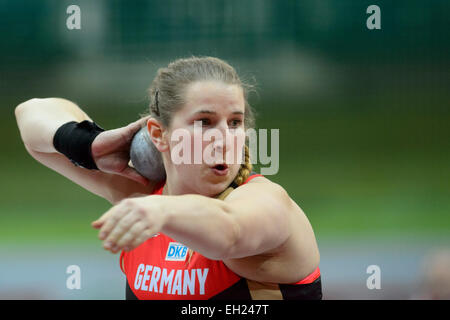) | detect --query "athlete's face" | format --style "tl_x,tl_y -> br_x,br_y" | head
163,80 -> 246,196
